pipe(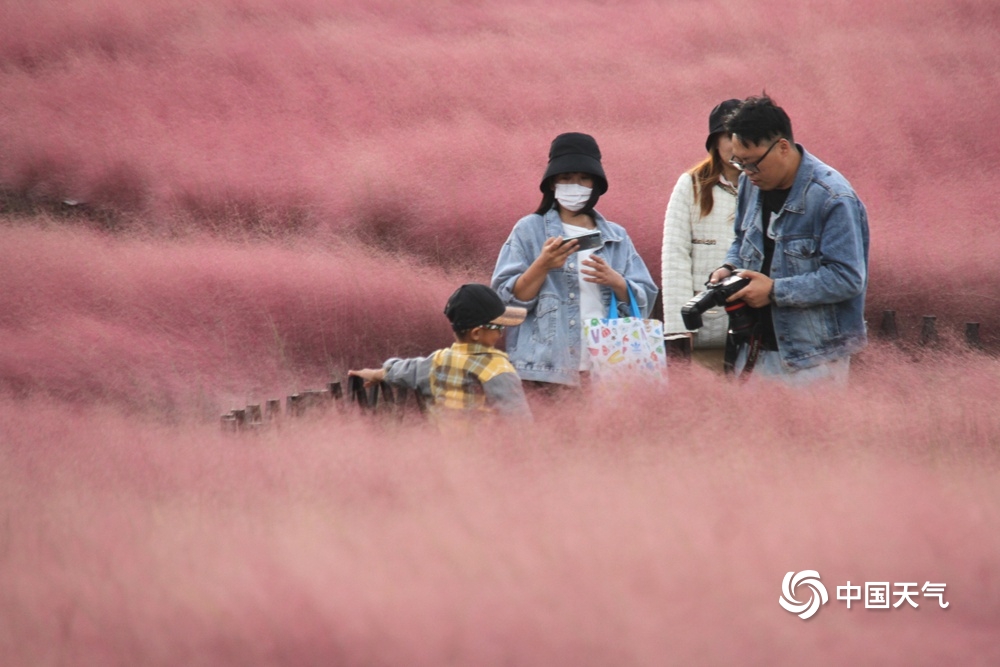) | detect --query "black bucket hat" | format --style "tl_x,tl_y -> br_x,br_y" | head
539,132 -> 608,195
706,98 -> 742,152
